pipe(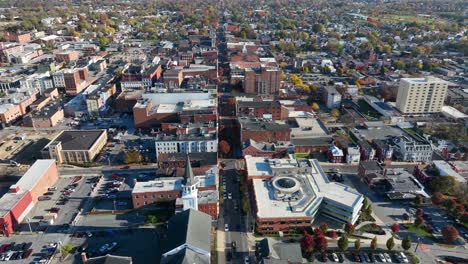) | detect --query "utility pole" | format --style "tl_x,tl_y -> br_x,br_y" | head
414,237 -> 421,252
